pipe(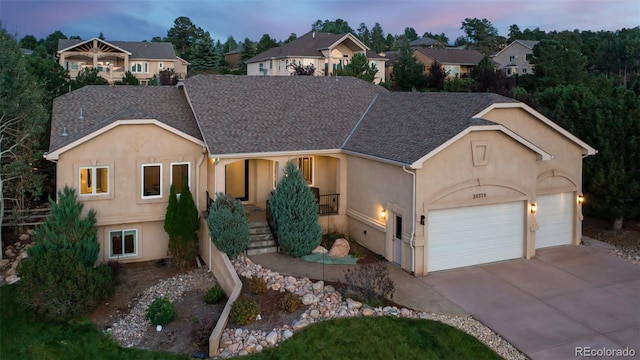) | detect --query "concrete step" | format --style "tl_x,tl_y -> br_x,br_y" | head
249,226 -> 271,235
248,239 -> 277,248
249,221 -> 269,228
249,234 -> 274,243
246,245 -> 278,256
